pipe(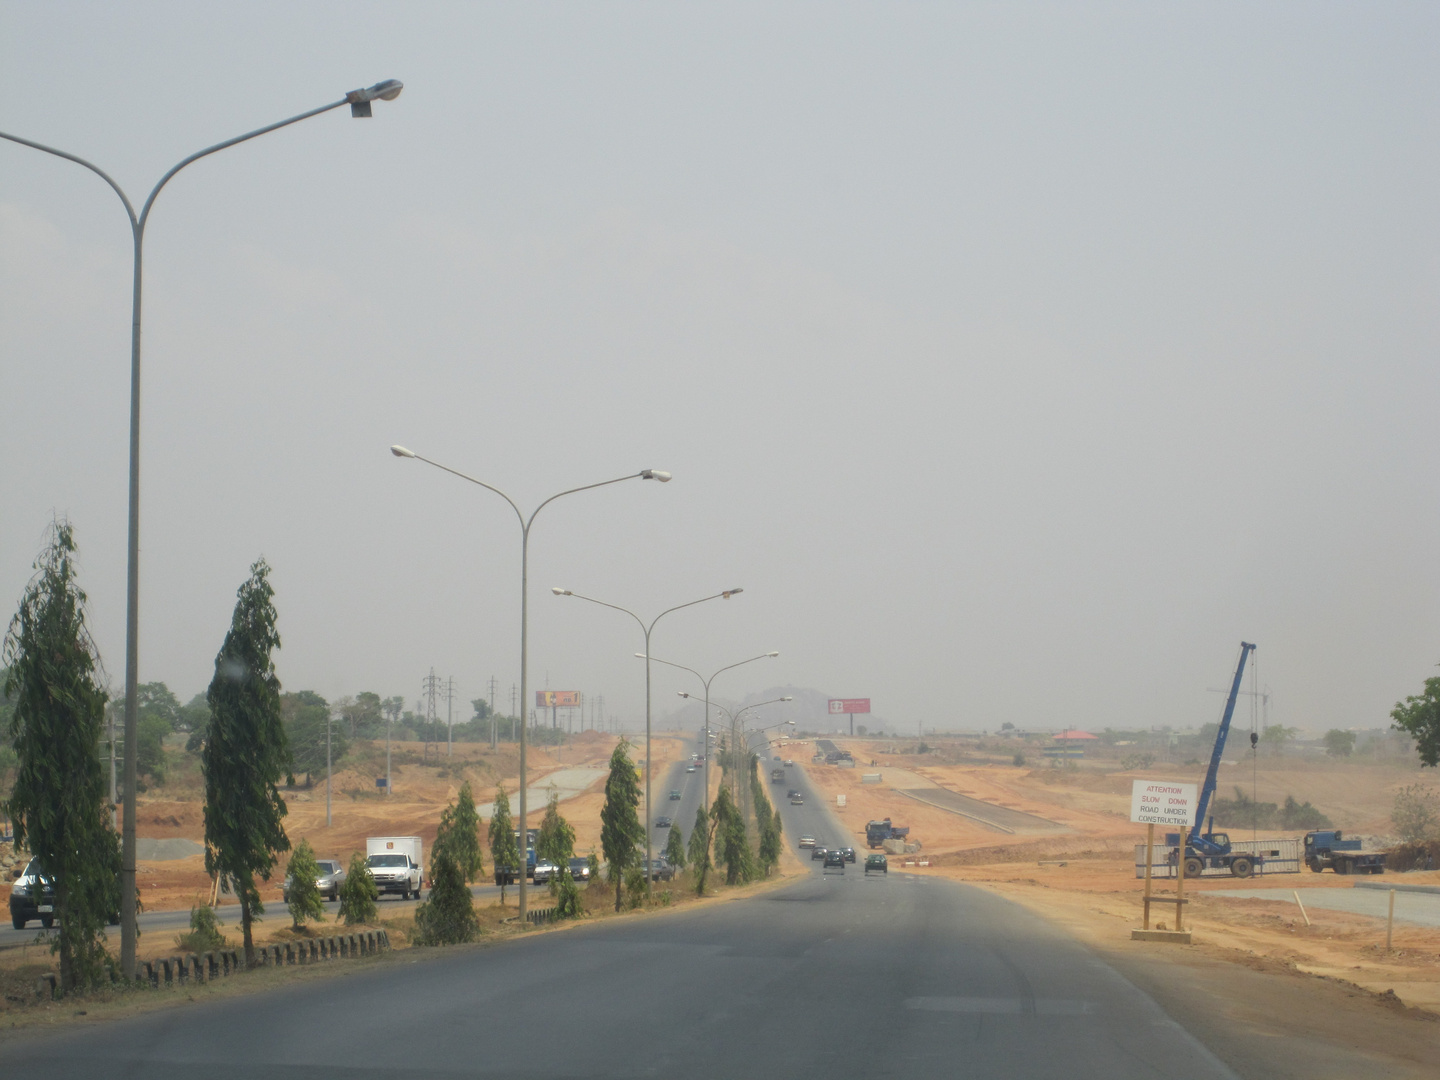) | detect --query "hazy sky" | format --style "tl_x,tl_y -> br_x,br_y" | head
3,3 -> 1438,737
